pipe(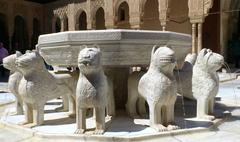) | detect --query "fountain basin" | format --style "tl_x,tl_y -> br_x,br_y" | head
37,29 -> 191,67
